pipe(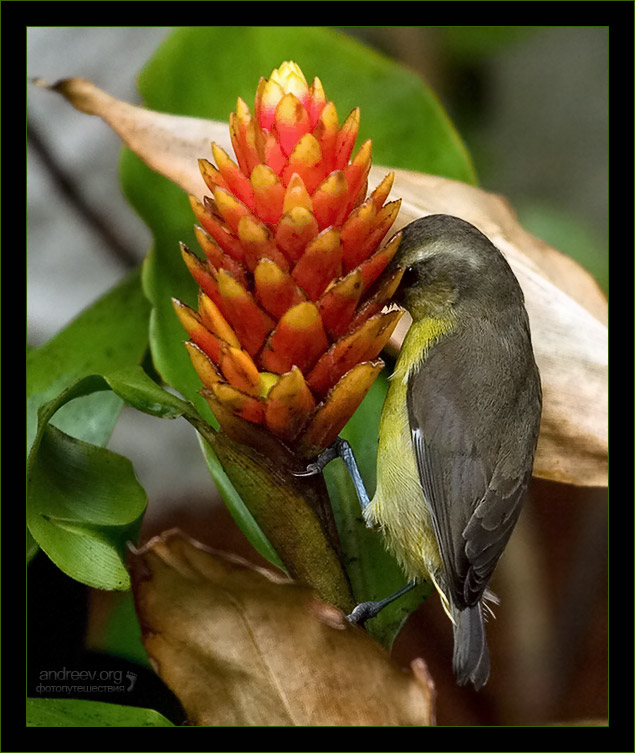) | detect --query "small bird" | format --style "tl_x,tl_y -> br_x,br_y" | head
301,214 -> 542,690
368,214 -> 543,689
